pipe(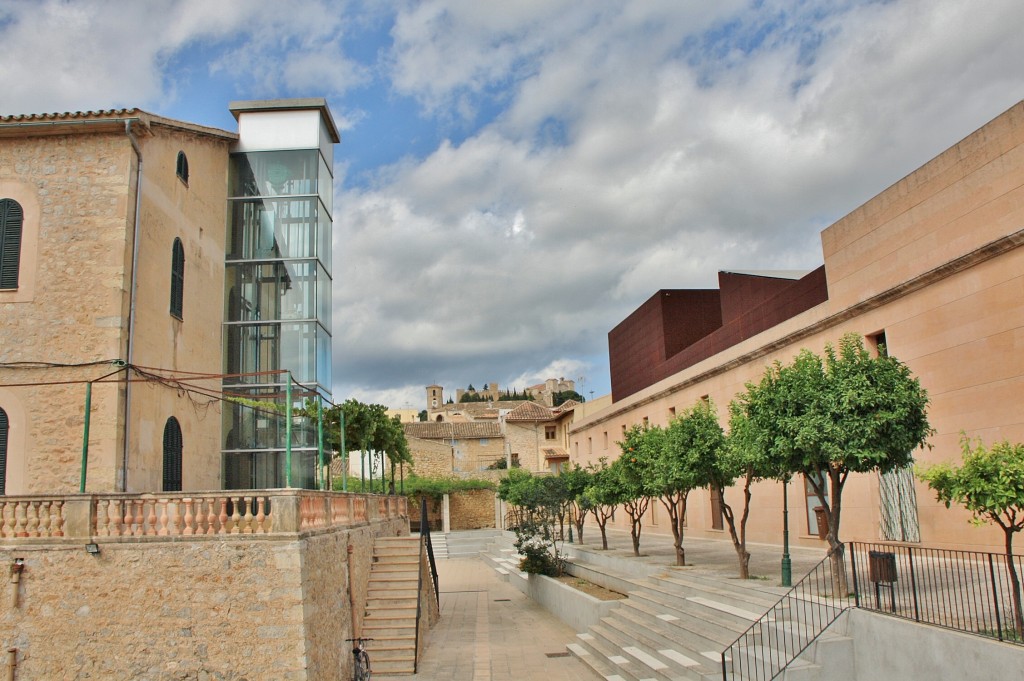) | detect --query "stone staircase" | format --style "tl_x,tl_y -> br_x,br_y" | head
569,563 -> 854,681
445,529 -> 503,557
480,533 -> 851,681
362,536 -> 421,675
426,531 -> 448,559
